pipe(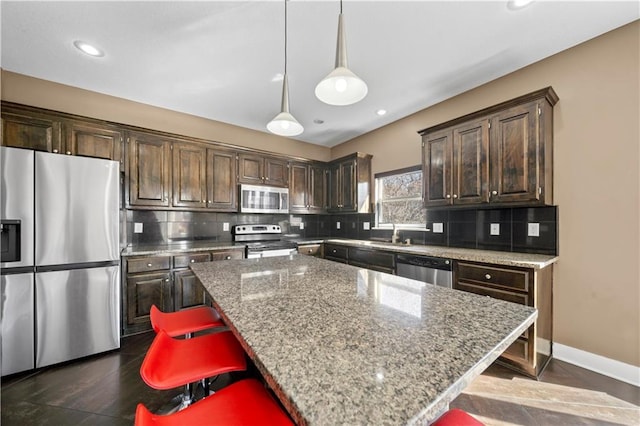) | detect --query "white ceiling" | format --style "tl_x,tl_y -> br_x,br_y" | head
1,1 -> 638,147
